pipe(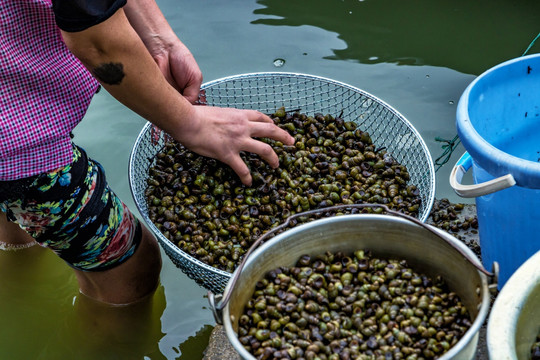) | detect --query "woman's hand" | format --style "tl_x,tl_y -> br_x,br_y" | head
173,106 -> 295,186
153,41 -> 202,104
123,0 -> 203,103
